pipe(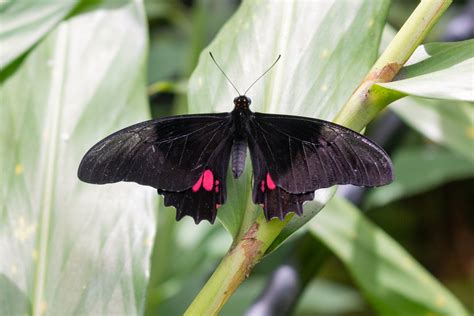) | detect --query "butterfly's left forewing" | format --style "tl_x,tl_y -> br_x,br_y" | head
78,113 -> 233,223
247,112 -> 393,220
